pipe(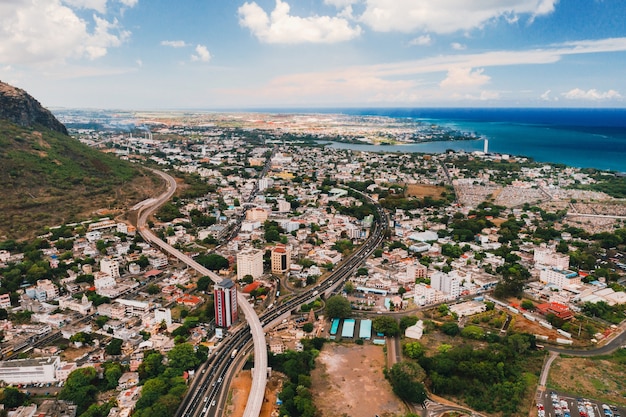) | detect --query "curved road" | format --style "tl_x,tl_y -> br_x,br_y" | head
135,169 -> 267,417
